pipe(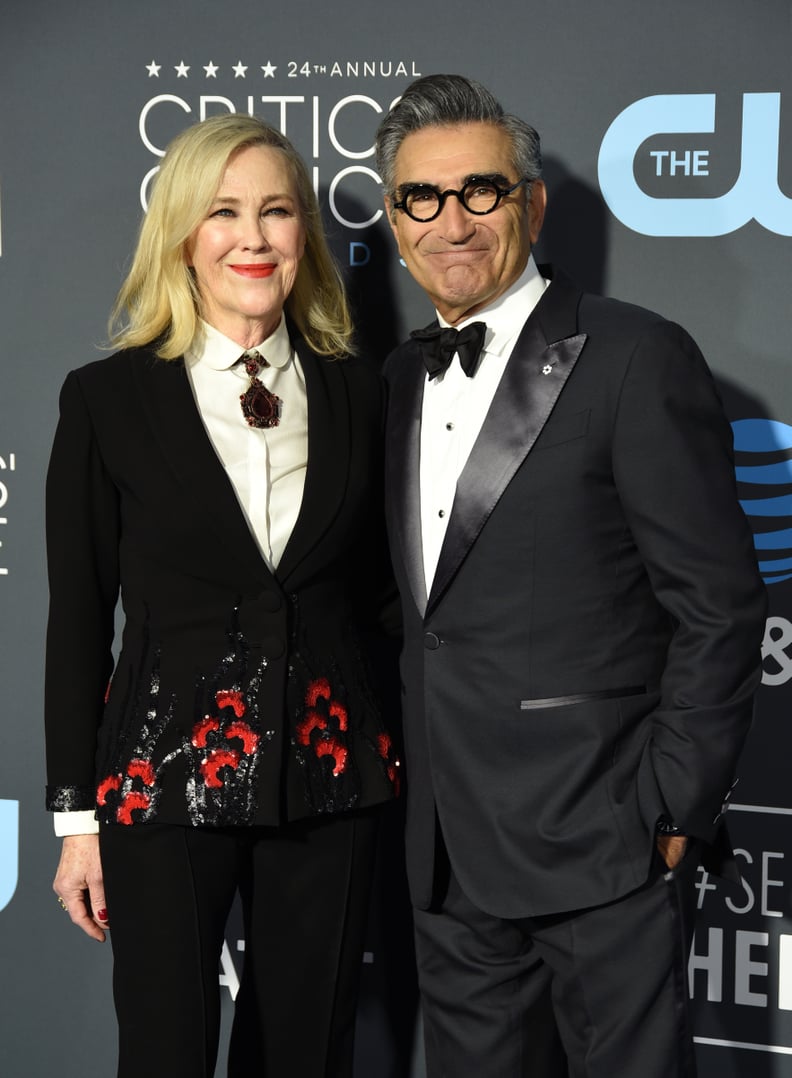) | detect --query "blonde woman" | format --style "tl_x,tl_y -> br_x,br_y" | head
45,114 -> 399,1078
